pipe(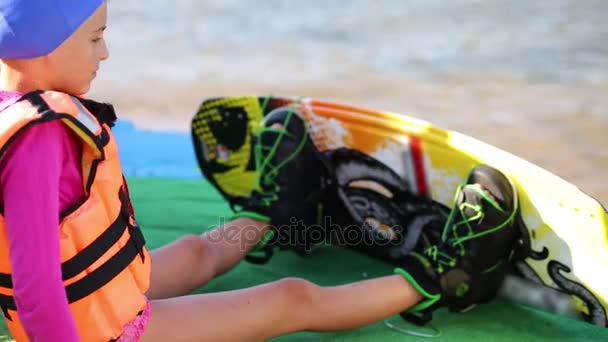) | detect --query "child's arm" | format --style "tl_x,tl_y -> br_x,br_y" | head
0,121 -> 80,341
